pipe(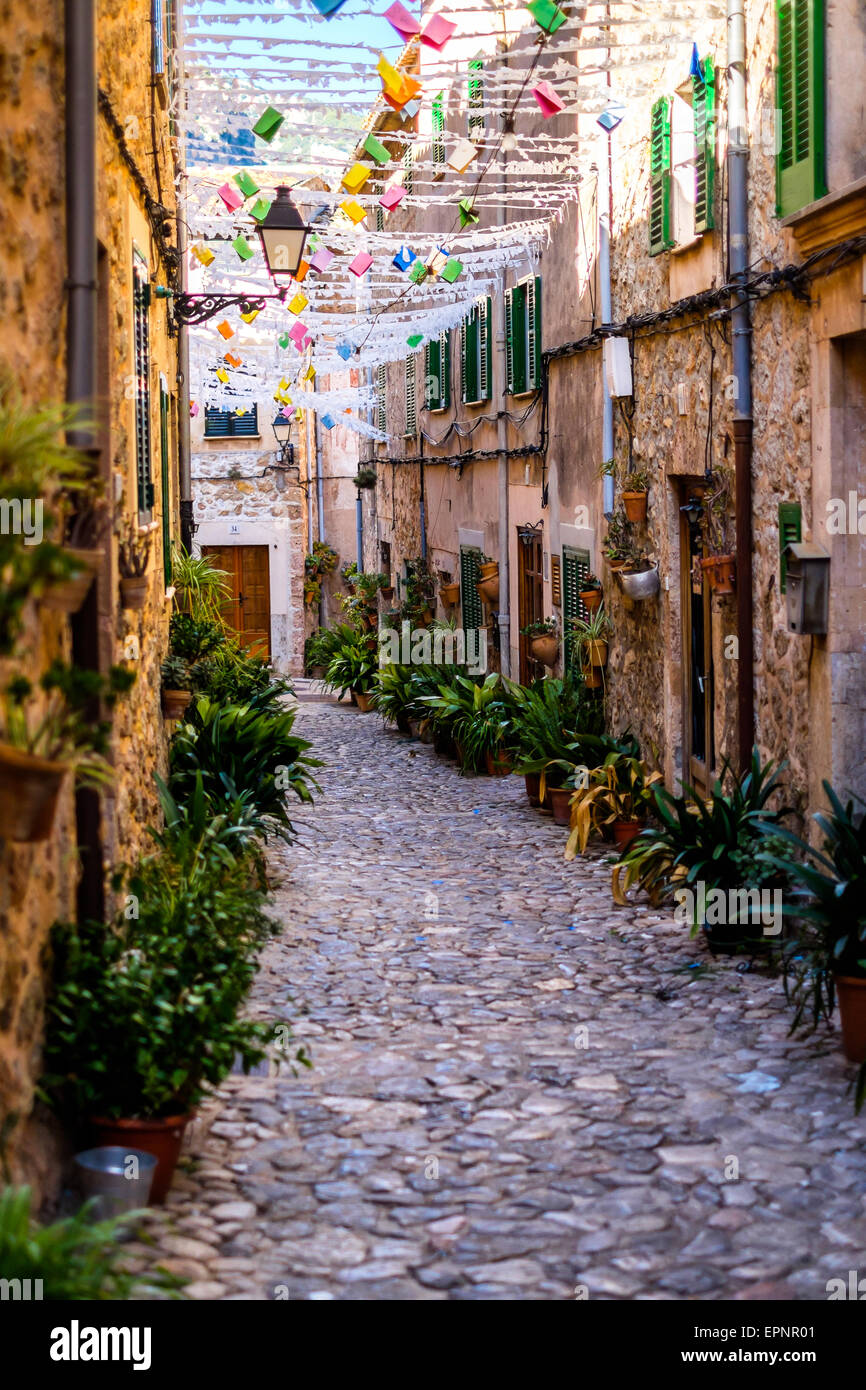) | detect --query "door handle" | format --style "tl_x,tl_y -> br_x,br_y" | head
697,674 -> 705,693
